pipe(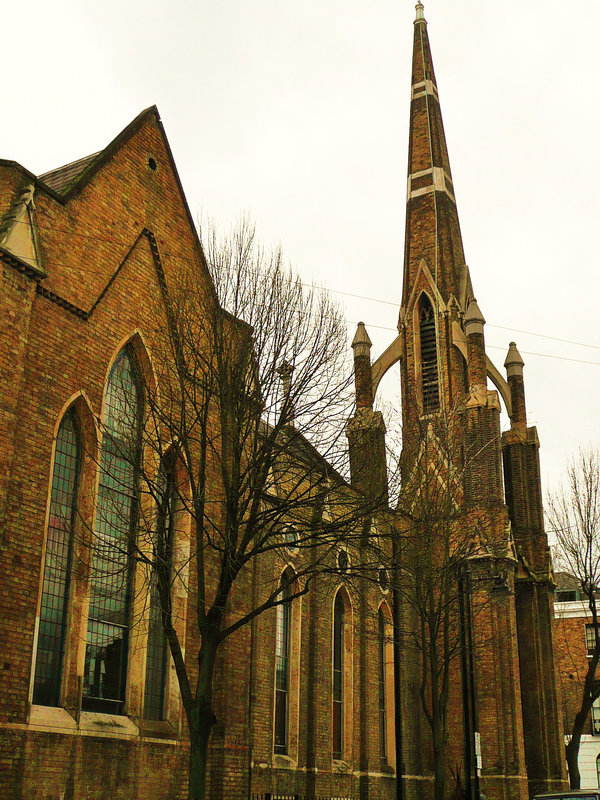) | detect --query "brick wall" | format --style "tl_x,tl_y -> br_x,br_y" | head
0,109 -> 399,800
